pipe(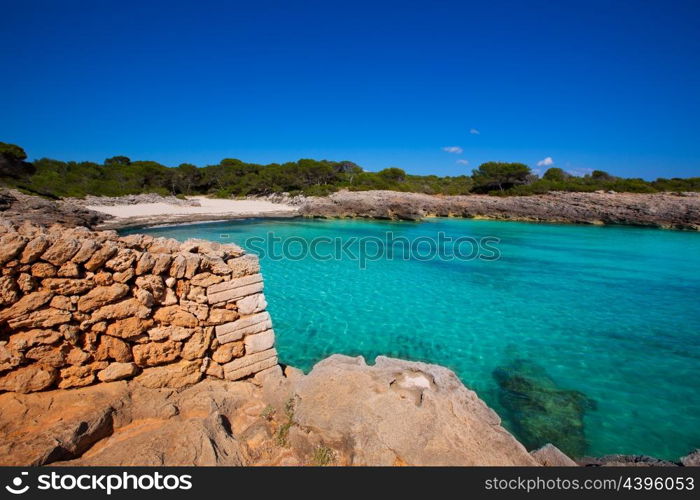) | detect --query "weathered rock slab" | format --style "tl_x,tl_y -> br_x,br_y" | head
531,443 -> 578,466
289,355 -> 539,466
0,381 -> 129,465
